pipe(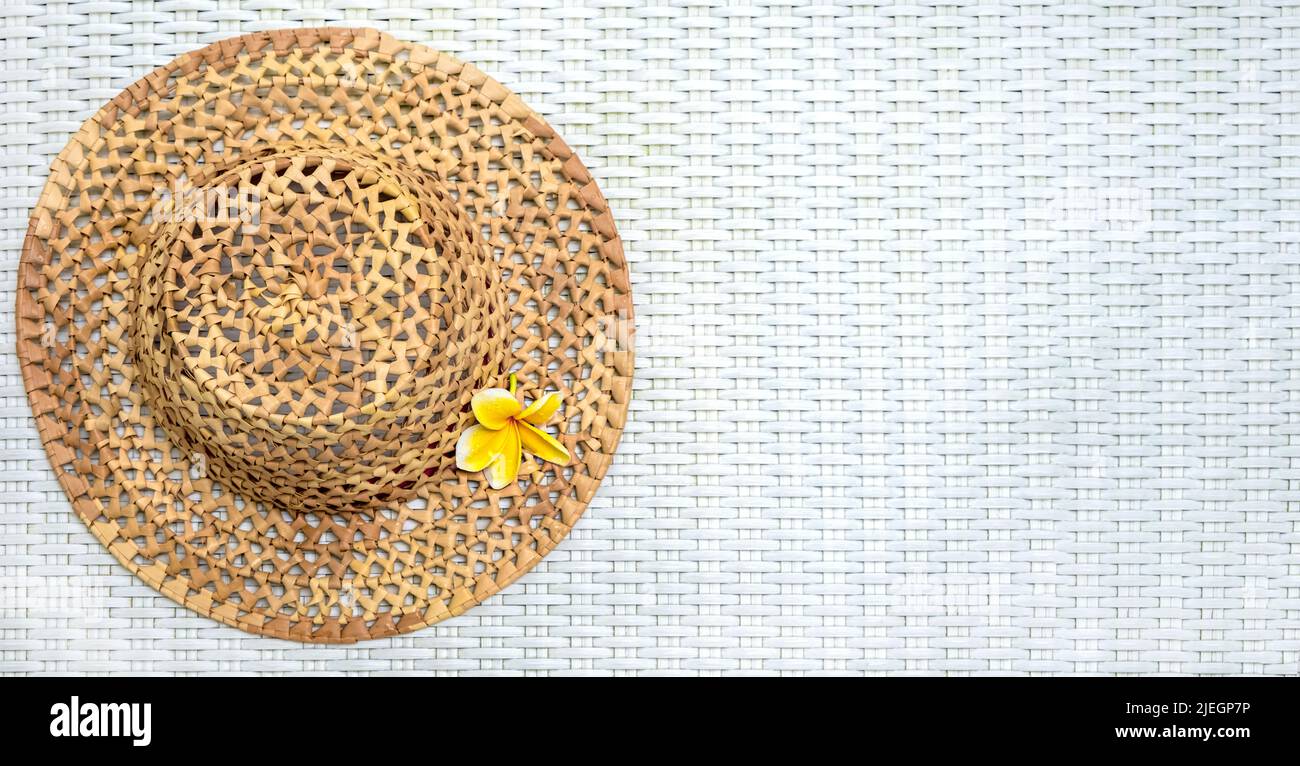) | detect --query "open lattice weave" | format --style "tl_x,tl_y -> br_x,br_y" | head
16,27 -> 634,642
